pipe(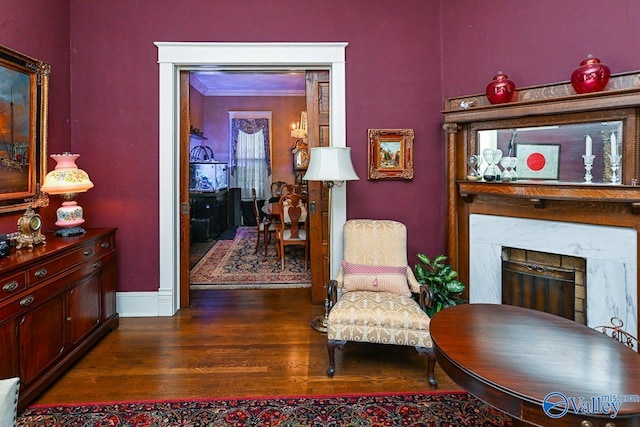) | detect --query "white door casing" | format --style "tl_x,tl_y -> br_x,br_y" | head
147,42 -> 348,316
